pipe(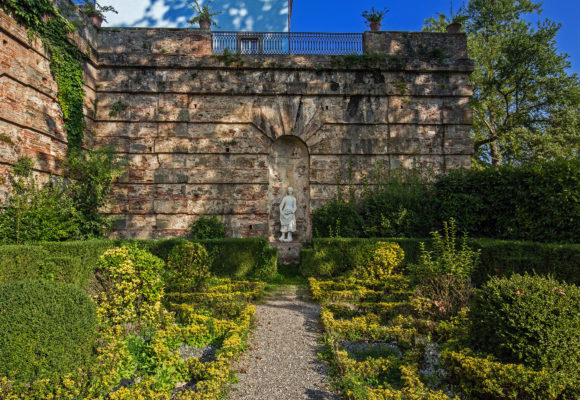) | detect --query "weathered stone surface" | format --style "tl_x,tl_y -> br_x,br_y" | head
364,31 -> 468,59
1,11 -> 474,240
